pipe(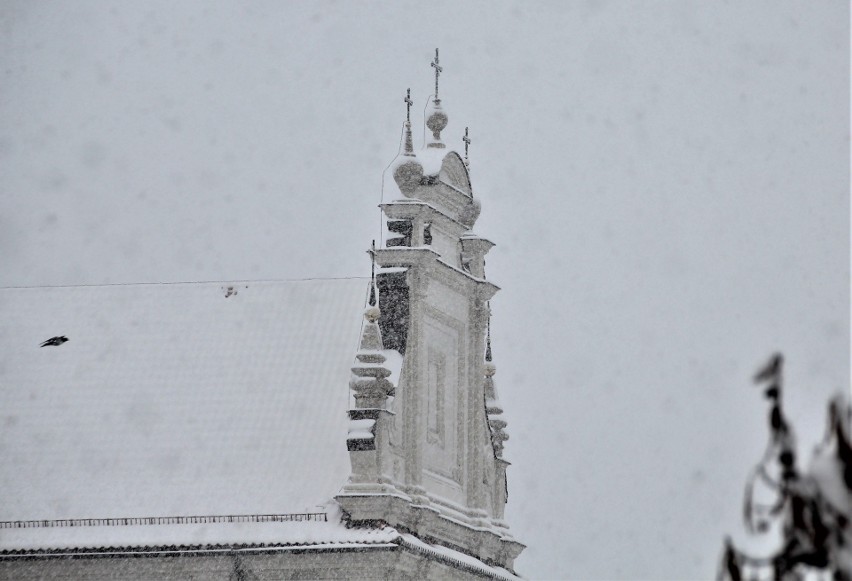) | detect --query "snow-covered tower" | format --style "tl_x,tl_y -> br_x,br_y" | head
337,50 -> 524,570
